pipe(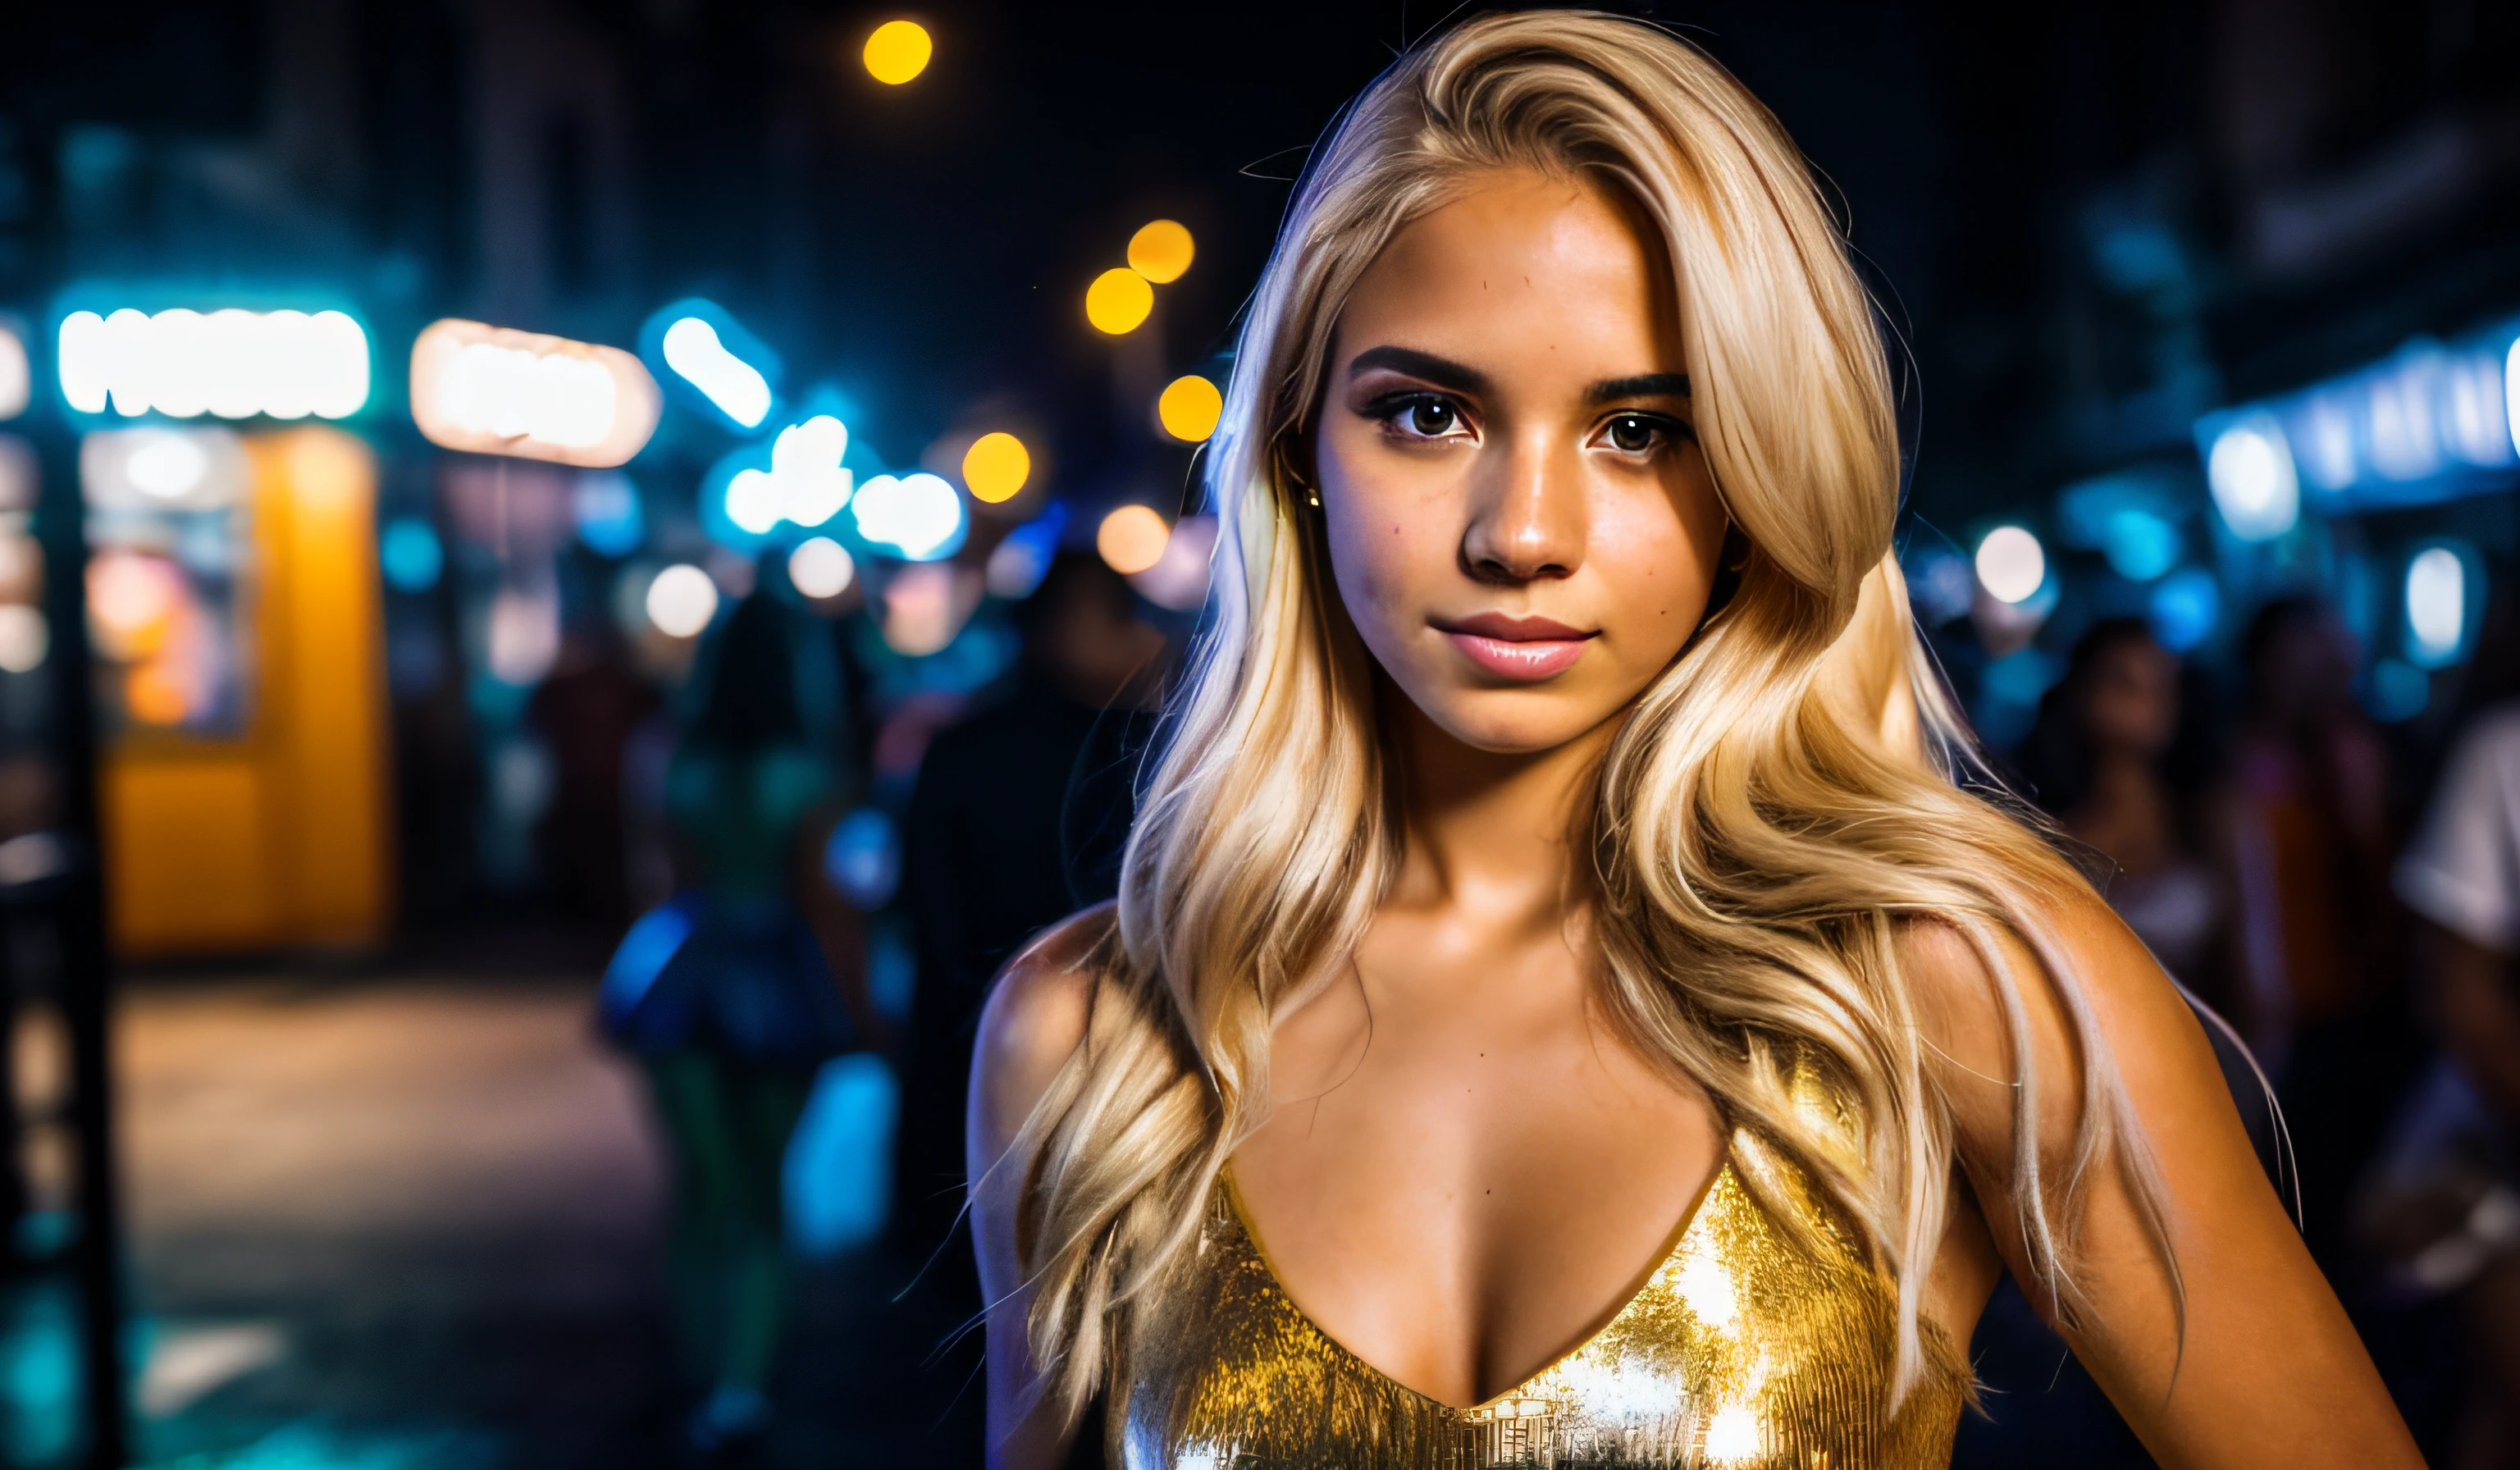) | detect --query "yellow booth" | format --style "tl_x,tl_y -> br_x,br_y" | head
86,425 -> 390,956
